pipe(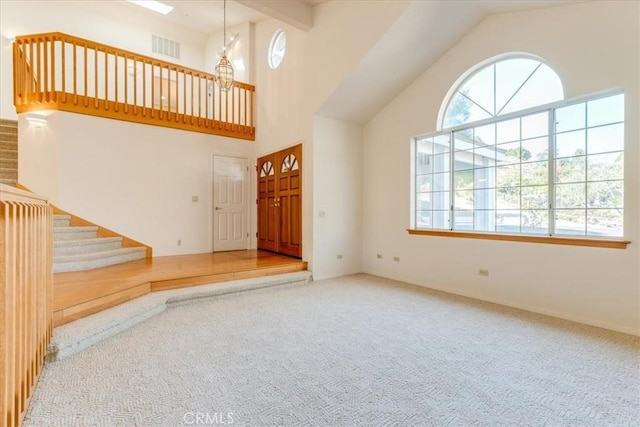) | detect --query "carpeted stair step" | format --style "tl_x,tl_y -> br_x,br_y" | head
0,178 -> 17,186
53,214 -> 71,227
54,237 -> 123,257
0,167 -> 17,180
0,158 -> 18,169
0,148 -> 18,161
53,226 -> 98,241
47,270 -> 313,361
53,246 -> 147,273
